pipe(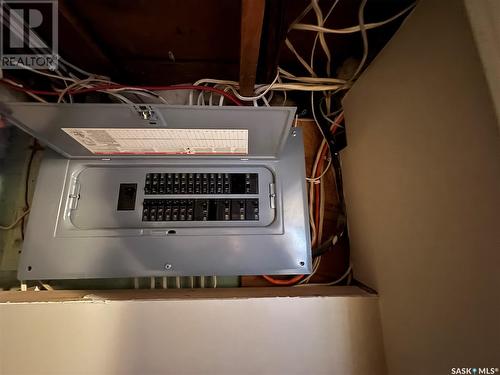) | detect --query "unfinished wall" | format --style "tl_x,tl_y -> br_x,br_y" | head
0,294 -> 385,375
342,0 -> 500,374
